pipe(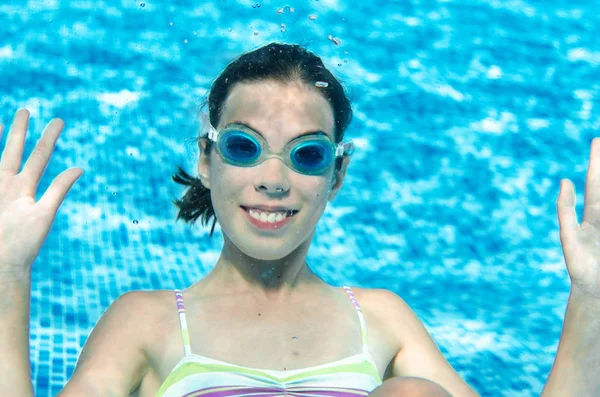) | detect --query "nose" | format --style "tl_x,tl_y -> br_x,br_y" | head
256,156 -> 290,194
